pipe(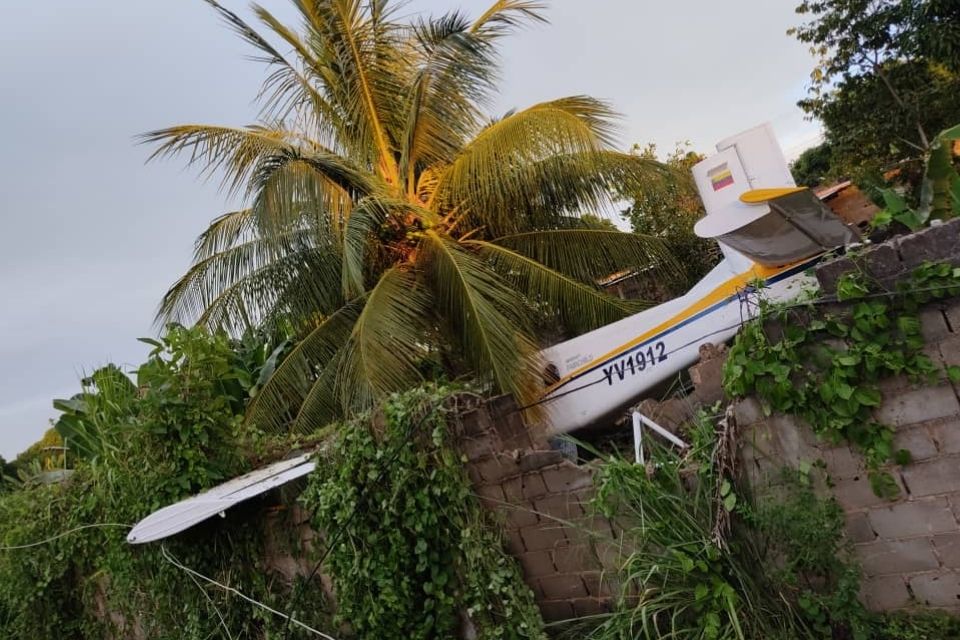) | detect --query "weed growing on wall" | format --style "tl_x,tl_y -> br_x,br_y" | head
570,410 -> 960,640
300,385 -> 546,640
724,261 -> 960,497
